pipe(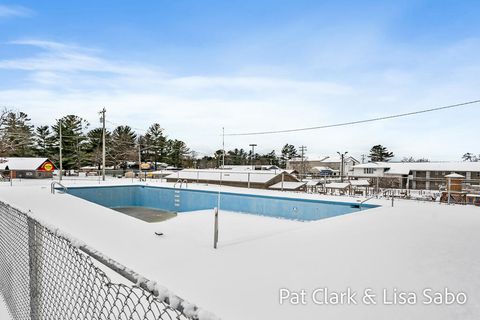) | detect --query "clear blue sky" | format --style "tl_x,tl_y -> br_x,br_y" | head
1,0 -> 480,160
